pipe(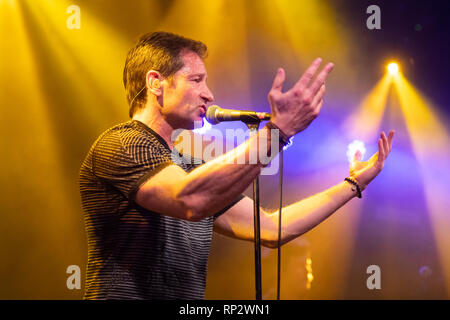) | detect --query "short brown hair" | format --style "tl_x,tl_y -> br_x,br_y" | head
123,31 -> 207,118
